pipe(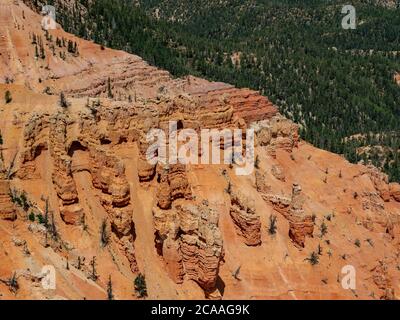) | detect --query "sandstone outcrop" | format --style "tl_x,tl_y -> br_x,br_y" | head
0,180 -> 17,221
229,189 -> 261,246
253,114 -> 299,157
287,184 -> 314,248
89,146 -> 137,272
153,201 -> 224,296
389,183 -> 400,202
256,171 -> 314,248
271,164 -> 285,181
49,112 -> 79,206
156,164 -> 191,209
0,1 -> 400,300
